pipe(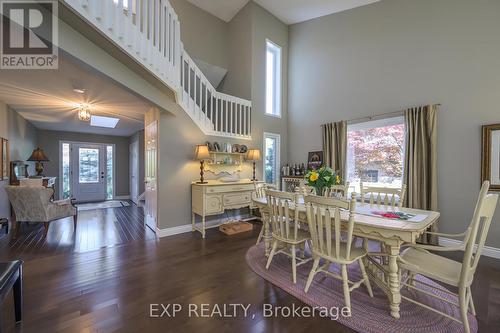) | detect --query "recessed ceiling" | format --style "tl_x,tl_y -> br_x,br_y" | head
186,0 -> 249,22
187,0 -> 380,25
0,55 -> 153,137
